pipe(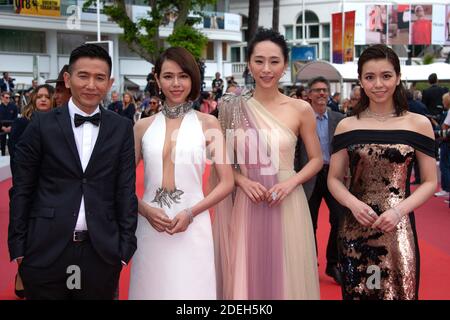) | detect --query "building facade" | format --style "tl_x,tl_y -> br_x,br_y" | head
228,0 -> 450,88
0,0 -> 242,93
